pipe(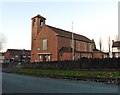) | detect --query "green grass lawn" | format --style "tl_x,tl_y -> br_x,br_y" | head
14,69 -> 120,80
